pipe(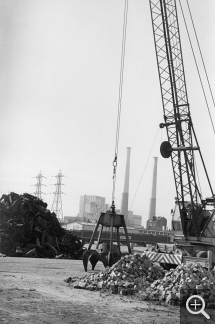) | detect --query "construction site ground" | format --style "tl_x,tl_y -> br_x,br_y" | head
0,257 -> 203,324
